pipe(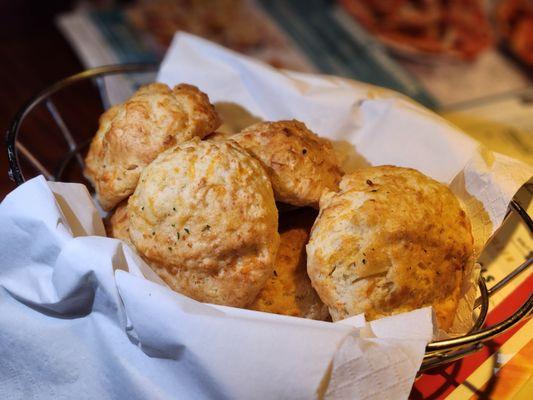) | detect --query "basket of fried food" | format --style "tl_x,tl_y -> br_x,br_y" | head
86,81 -> 475,333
